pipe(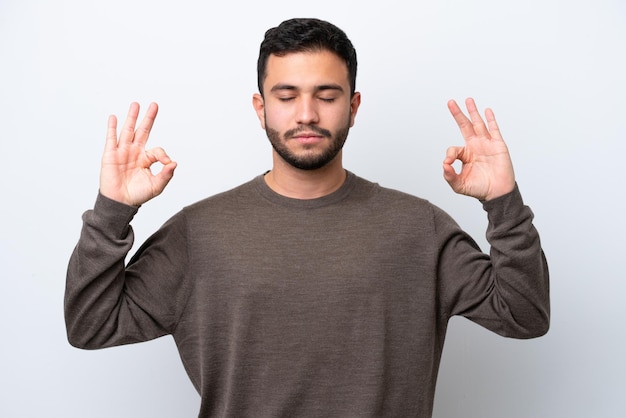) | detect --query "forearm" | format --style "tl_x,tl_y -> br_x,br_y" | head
440,185 -> 550,338
64,194 -> 151,349
481,184 -> 550,337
